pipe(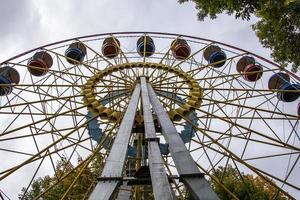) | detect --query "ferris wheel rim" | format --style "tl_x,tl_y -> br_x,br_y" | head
0,31 -> 299,199
1,31 -> 299,81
